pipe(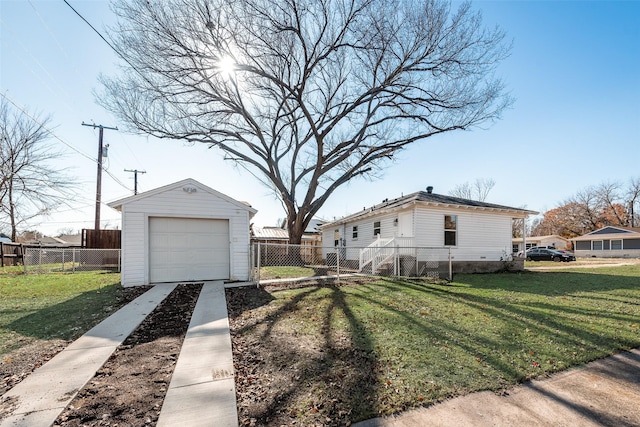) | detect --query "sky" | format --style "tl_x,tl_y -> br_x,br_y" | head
1,0 -> 639,236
